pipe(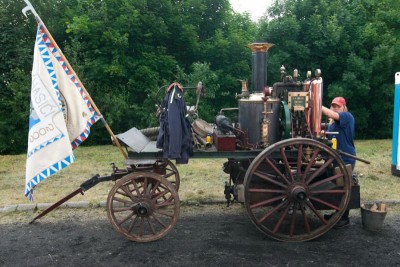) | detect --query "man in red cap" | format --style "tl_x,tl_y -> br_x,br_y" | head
322,96 -> 356,228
